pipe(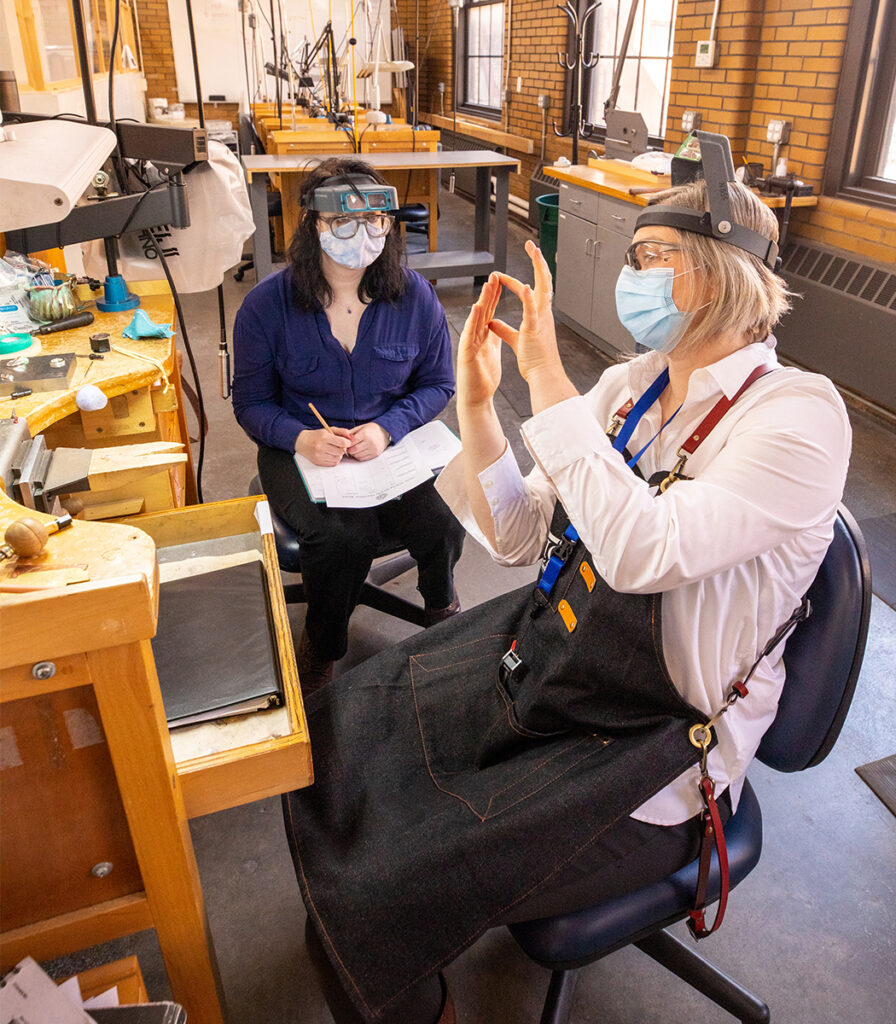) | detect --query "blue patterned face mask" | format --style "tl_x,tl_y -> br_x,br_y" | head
614,265 -> 692,352
319,223 -> 387,269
